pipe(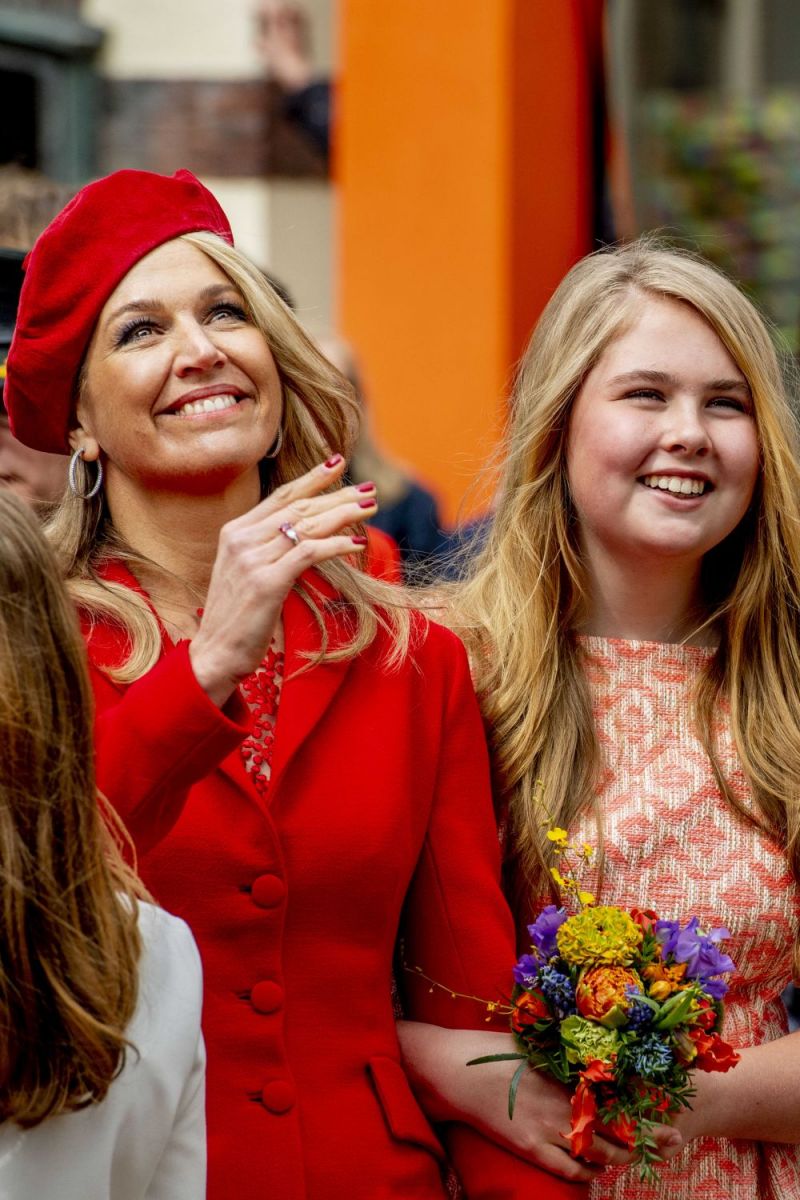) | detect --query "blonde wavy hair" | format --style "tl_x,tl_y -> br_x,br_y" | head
46,232 -> 412,681
0,491 -> 145,1126
442,238 -> 800,932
